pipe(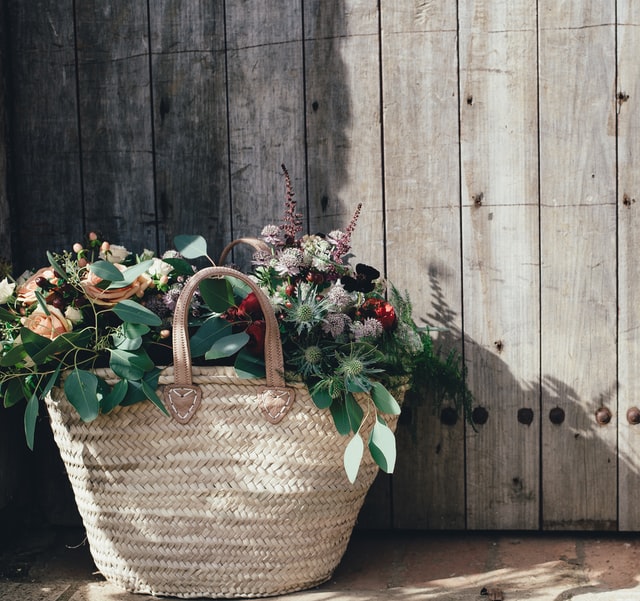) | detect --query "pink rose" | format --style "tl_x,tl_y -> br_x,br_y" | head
82,264 -> 152,306
22,306 -> 72,340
